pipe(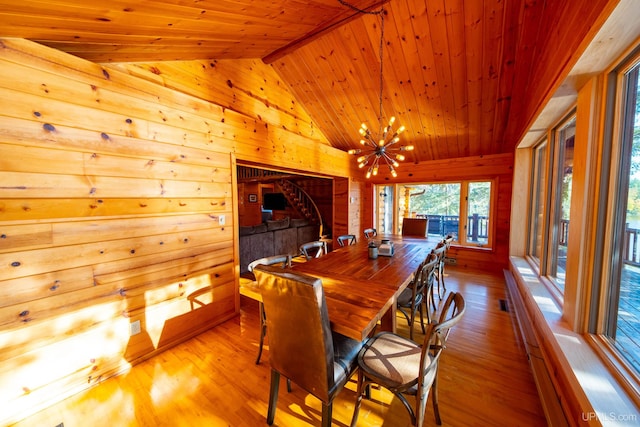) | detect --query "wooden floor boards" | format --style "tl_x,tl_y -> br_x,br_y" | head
11,266 -> 547,427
